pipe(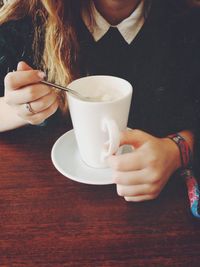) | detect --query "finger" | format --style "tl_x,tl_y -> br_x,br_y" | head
120,129 -> 153,148
27,99 -> 58,125
4,69 -> 45,90
17,91 -> 58,116
6,83 -> 52,105
113,169 -> 149,185
116,183 -> 154,197
124,195 -> 157,202
26,91 -> 57,114
107,151 -> 145,171
17,61 -> 33,71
